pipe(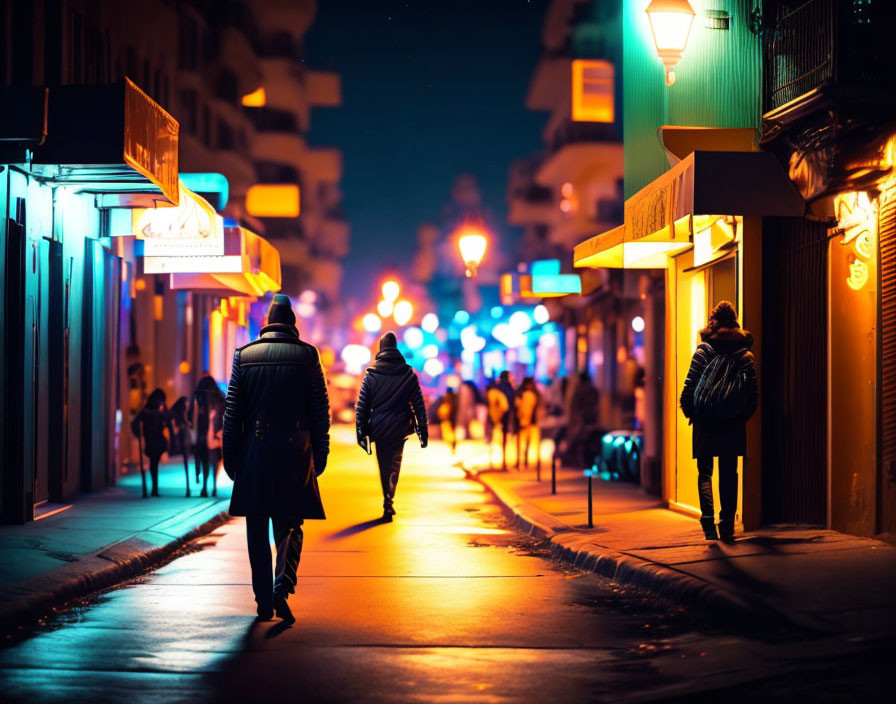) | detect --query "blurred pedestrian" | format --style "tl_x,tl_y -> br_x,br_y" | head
486,377 -> 510,469
438,387 -> 459,454
189,375 -> 225,498
455,379 -> 481,441
515,377 -> 541,470
223,294 -> 331,624
568,371 -> 599,467
680,301 -> 758,543
130,388 -> 174,498
126,345 -> 146,469
355,332 -> 428,521
171,396 -> 192,497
